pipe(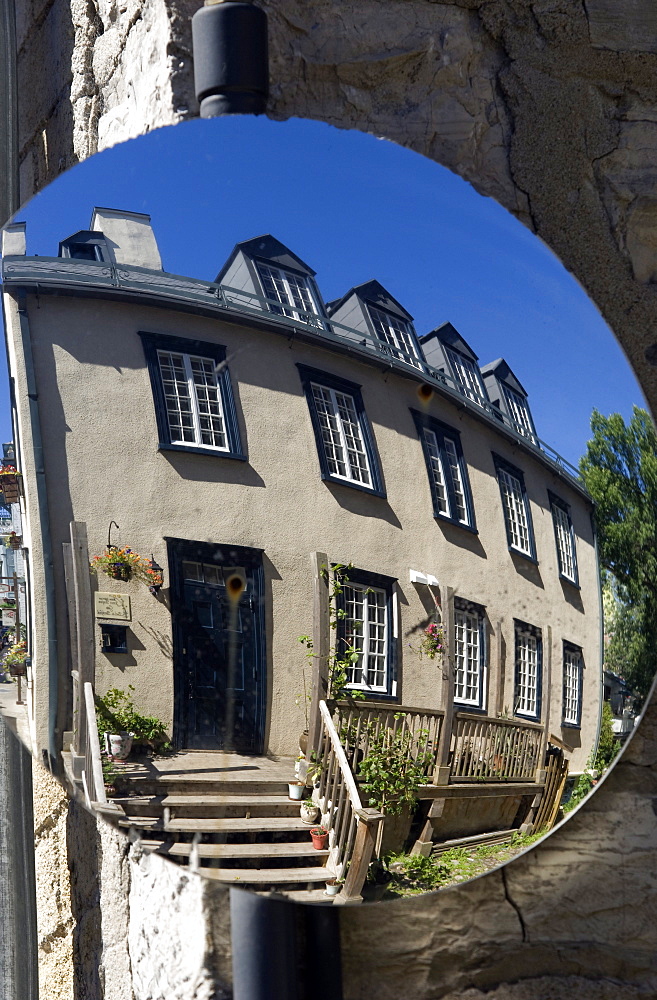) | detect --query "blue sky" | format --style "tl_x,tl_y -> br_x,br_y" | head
6,116 -> 644,466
